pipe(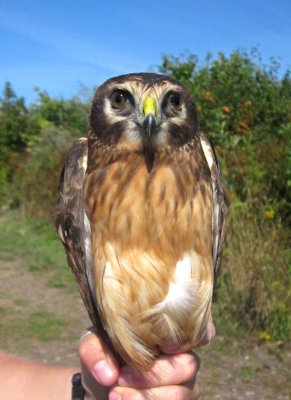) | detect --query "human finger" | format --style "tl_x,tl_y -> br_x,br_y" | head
118,351 -> 200,389
109,382 -> 200,400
